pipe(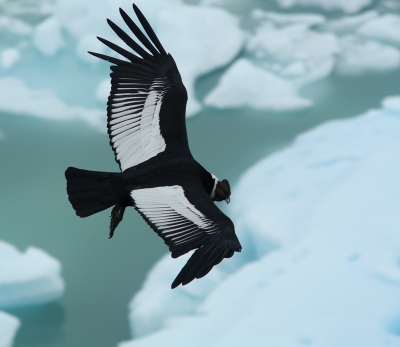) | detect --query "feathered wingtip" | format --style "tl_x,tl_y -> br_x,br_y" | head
171,232 -> 242,289
89,3 -> 167,65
